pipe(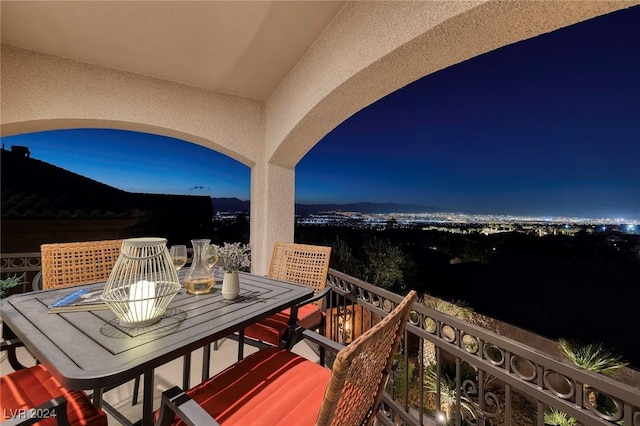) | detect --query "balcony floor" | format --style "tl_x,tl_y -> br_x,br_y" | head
1,337 -> 319,424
